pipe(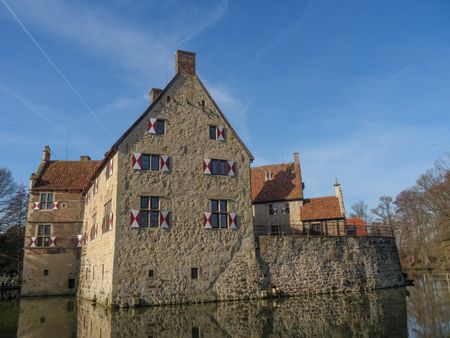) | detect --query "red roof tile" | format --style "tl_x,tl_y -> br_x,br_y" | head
33,160 -> 101,191
251,162 -> 303,203
301,196 -> 344,221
